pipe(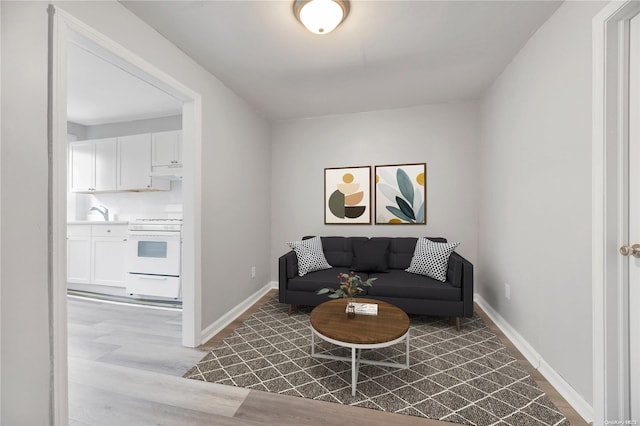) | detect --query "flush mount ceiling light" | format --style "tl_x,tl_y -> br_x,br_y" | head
293,0 -> 350,35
